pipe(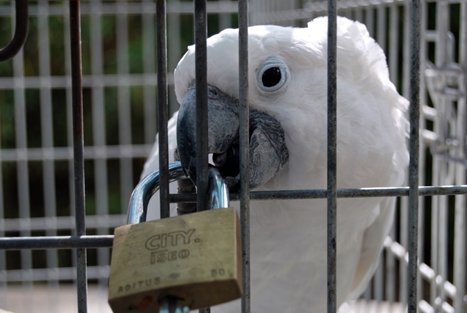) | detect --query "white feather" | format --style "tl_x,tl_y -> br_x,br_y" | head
141,16 -> 408,312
